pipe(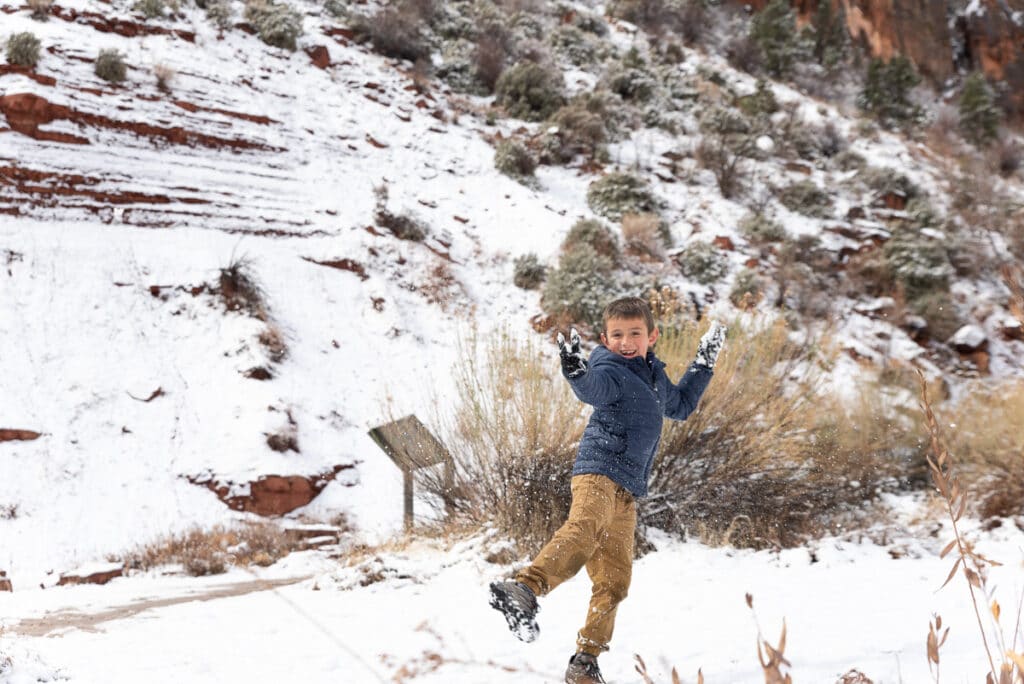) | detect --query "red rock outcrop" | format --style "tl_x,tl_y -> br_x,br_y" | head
0,429 -> 41,442
0,570 -> 11,592
955,0 -> 1024,118
736,1 -> 1024,119
0,93 -> 280,150
189,465 -> 356,516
